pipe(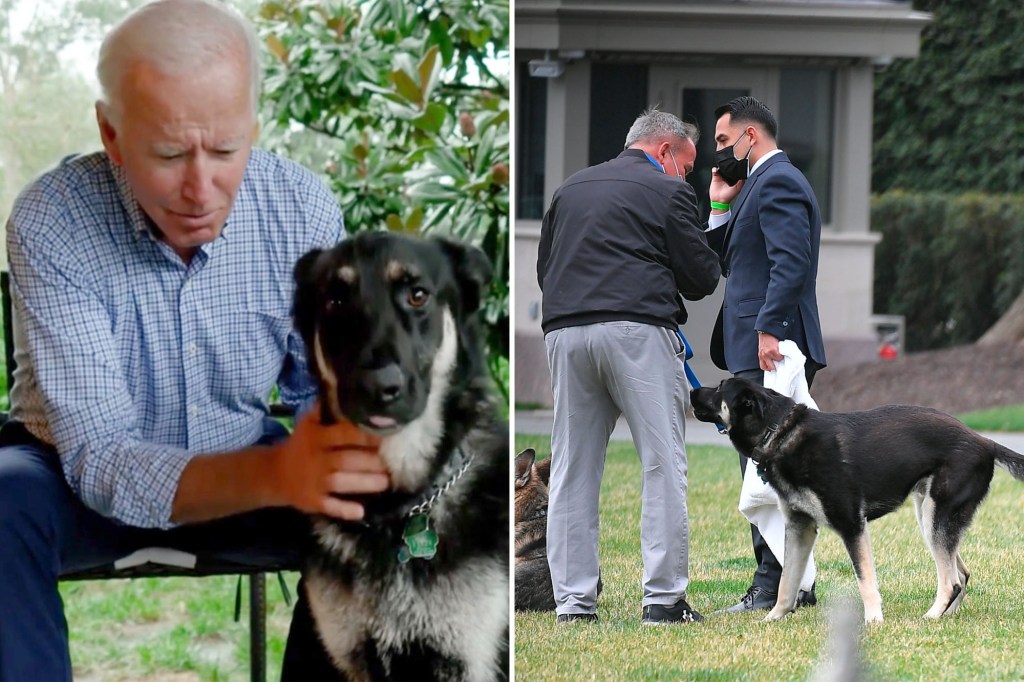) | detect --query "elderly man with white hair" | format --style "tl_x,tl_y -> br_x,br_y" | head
0,0 -> 386,678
